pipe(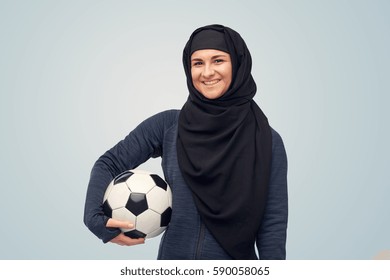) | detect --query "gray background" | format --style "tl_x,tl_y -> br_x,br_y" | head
0,0 -> 389,259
